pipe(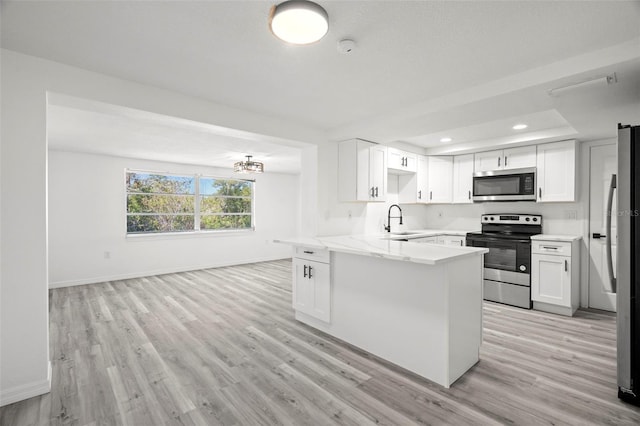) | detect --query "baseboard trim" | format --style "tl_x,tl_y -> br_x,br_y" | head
0,361 -> 51,407
49,256 -> 290,289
